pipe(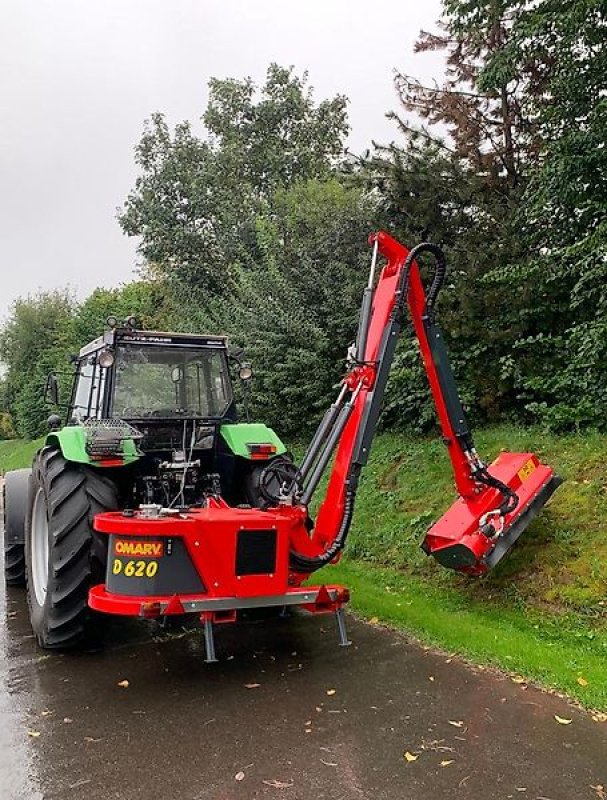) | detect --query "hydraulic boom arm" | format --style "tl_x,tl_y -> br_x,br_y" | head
288,231 -> 560,576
